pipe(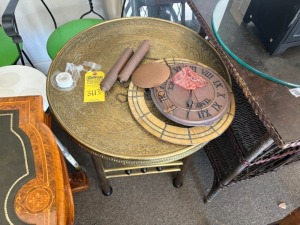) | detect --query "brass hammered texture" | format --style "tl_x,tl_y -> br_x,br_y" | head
47,18 -> 231,164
